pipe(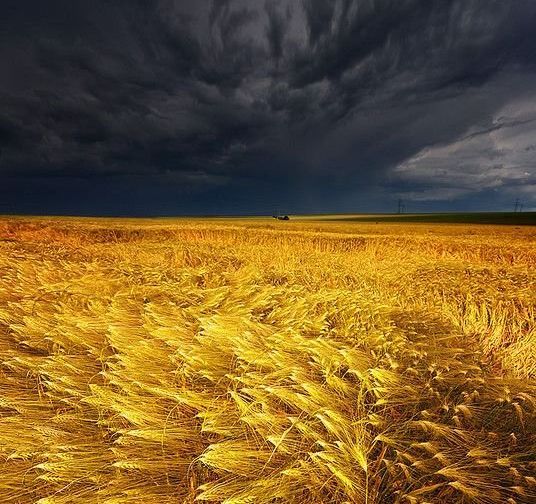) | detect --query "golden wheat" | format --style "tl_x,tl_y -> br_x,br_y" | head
0,217 -> 534,503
